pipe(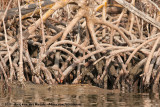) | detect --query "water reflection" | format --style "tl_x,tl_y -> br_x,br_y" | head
0,82 -> 160,107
